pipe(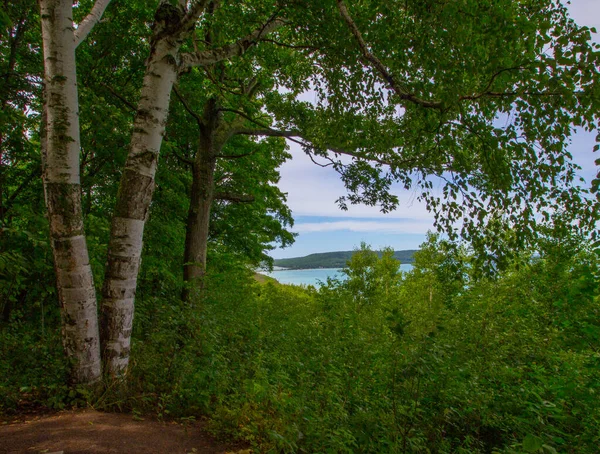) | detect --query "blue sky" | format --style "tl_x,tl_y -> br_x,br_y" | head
269,2 -> 599,259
